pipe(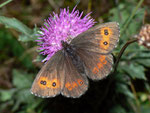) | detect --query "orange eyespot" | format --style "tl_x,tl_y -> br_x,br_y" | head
99,55 -> 107,64
92,55 -> 108,75
50,78 -> 60,89
100,39 -> 109,49
92,67 -> 99,74
99,55 -> 106,62
104,29 -> 109,35
65,82 -> 72,91
103,60 -> 107,64
72,82 -> 78,88
100,27 -> 112,36
65,80 -> 84,90
52,82 -> 56,87
38,77 -> 50,89
97,62 -> 103,69
99,27 -> 112,49
77,79 -> 84,86
38,78 -> 60,89
103,41 -> 108,45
